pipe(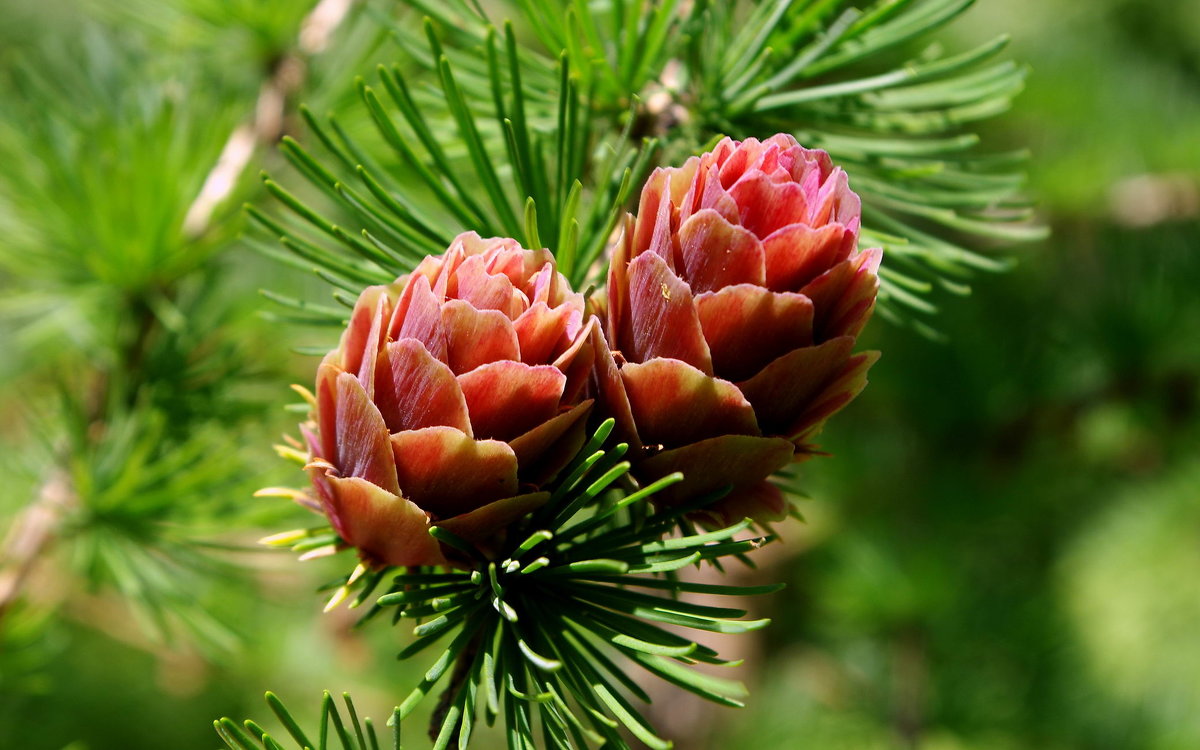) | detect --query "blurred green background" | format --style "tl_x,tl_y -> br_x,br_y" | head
1,1 -> 1198,748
